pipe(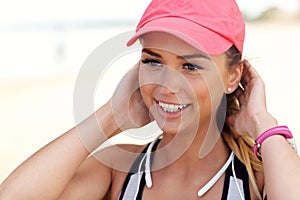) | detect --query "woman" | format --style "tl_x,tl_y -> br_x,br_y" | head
1,0 -> 300,199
